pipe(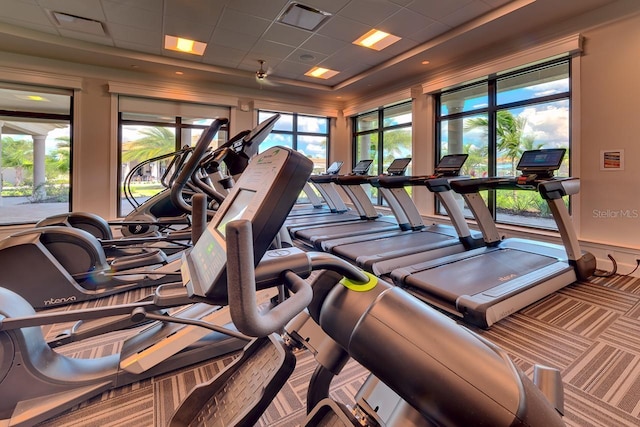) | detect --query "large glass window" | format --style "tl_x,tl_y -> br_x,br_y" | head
436,59 -> 570,229
352,101 -> 412,204
0,86 -> 72,225
118,98 -> 229,216
258,111 -> 329,174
